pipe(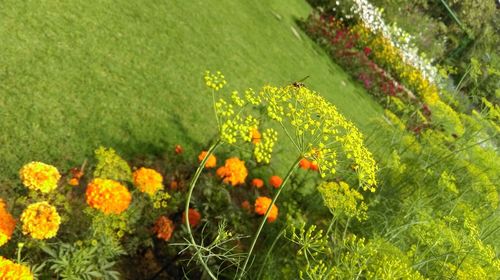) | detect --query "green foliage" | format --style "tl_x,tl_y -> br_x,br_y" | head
40,237 -> 124,280
93,147 -> 131,181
